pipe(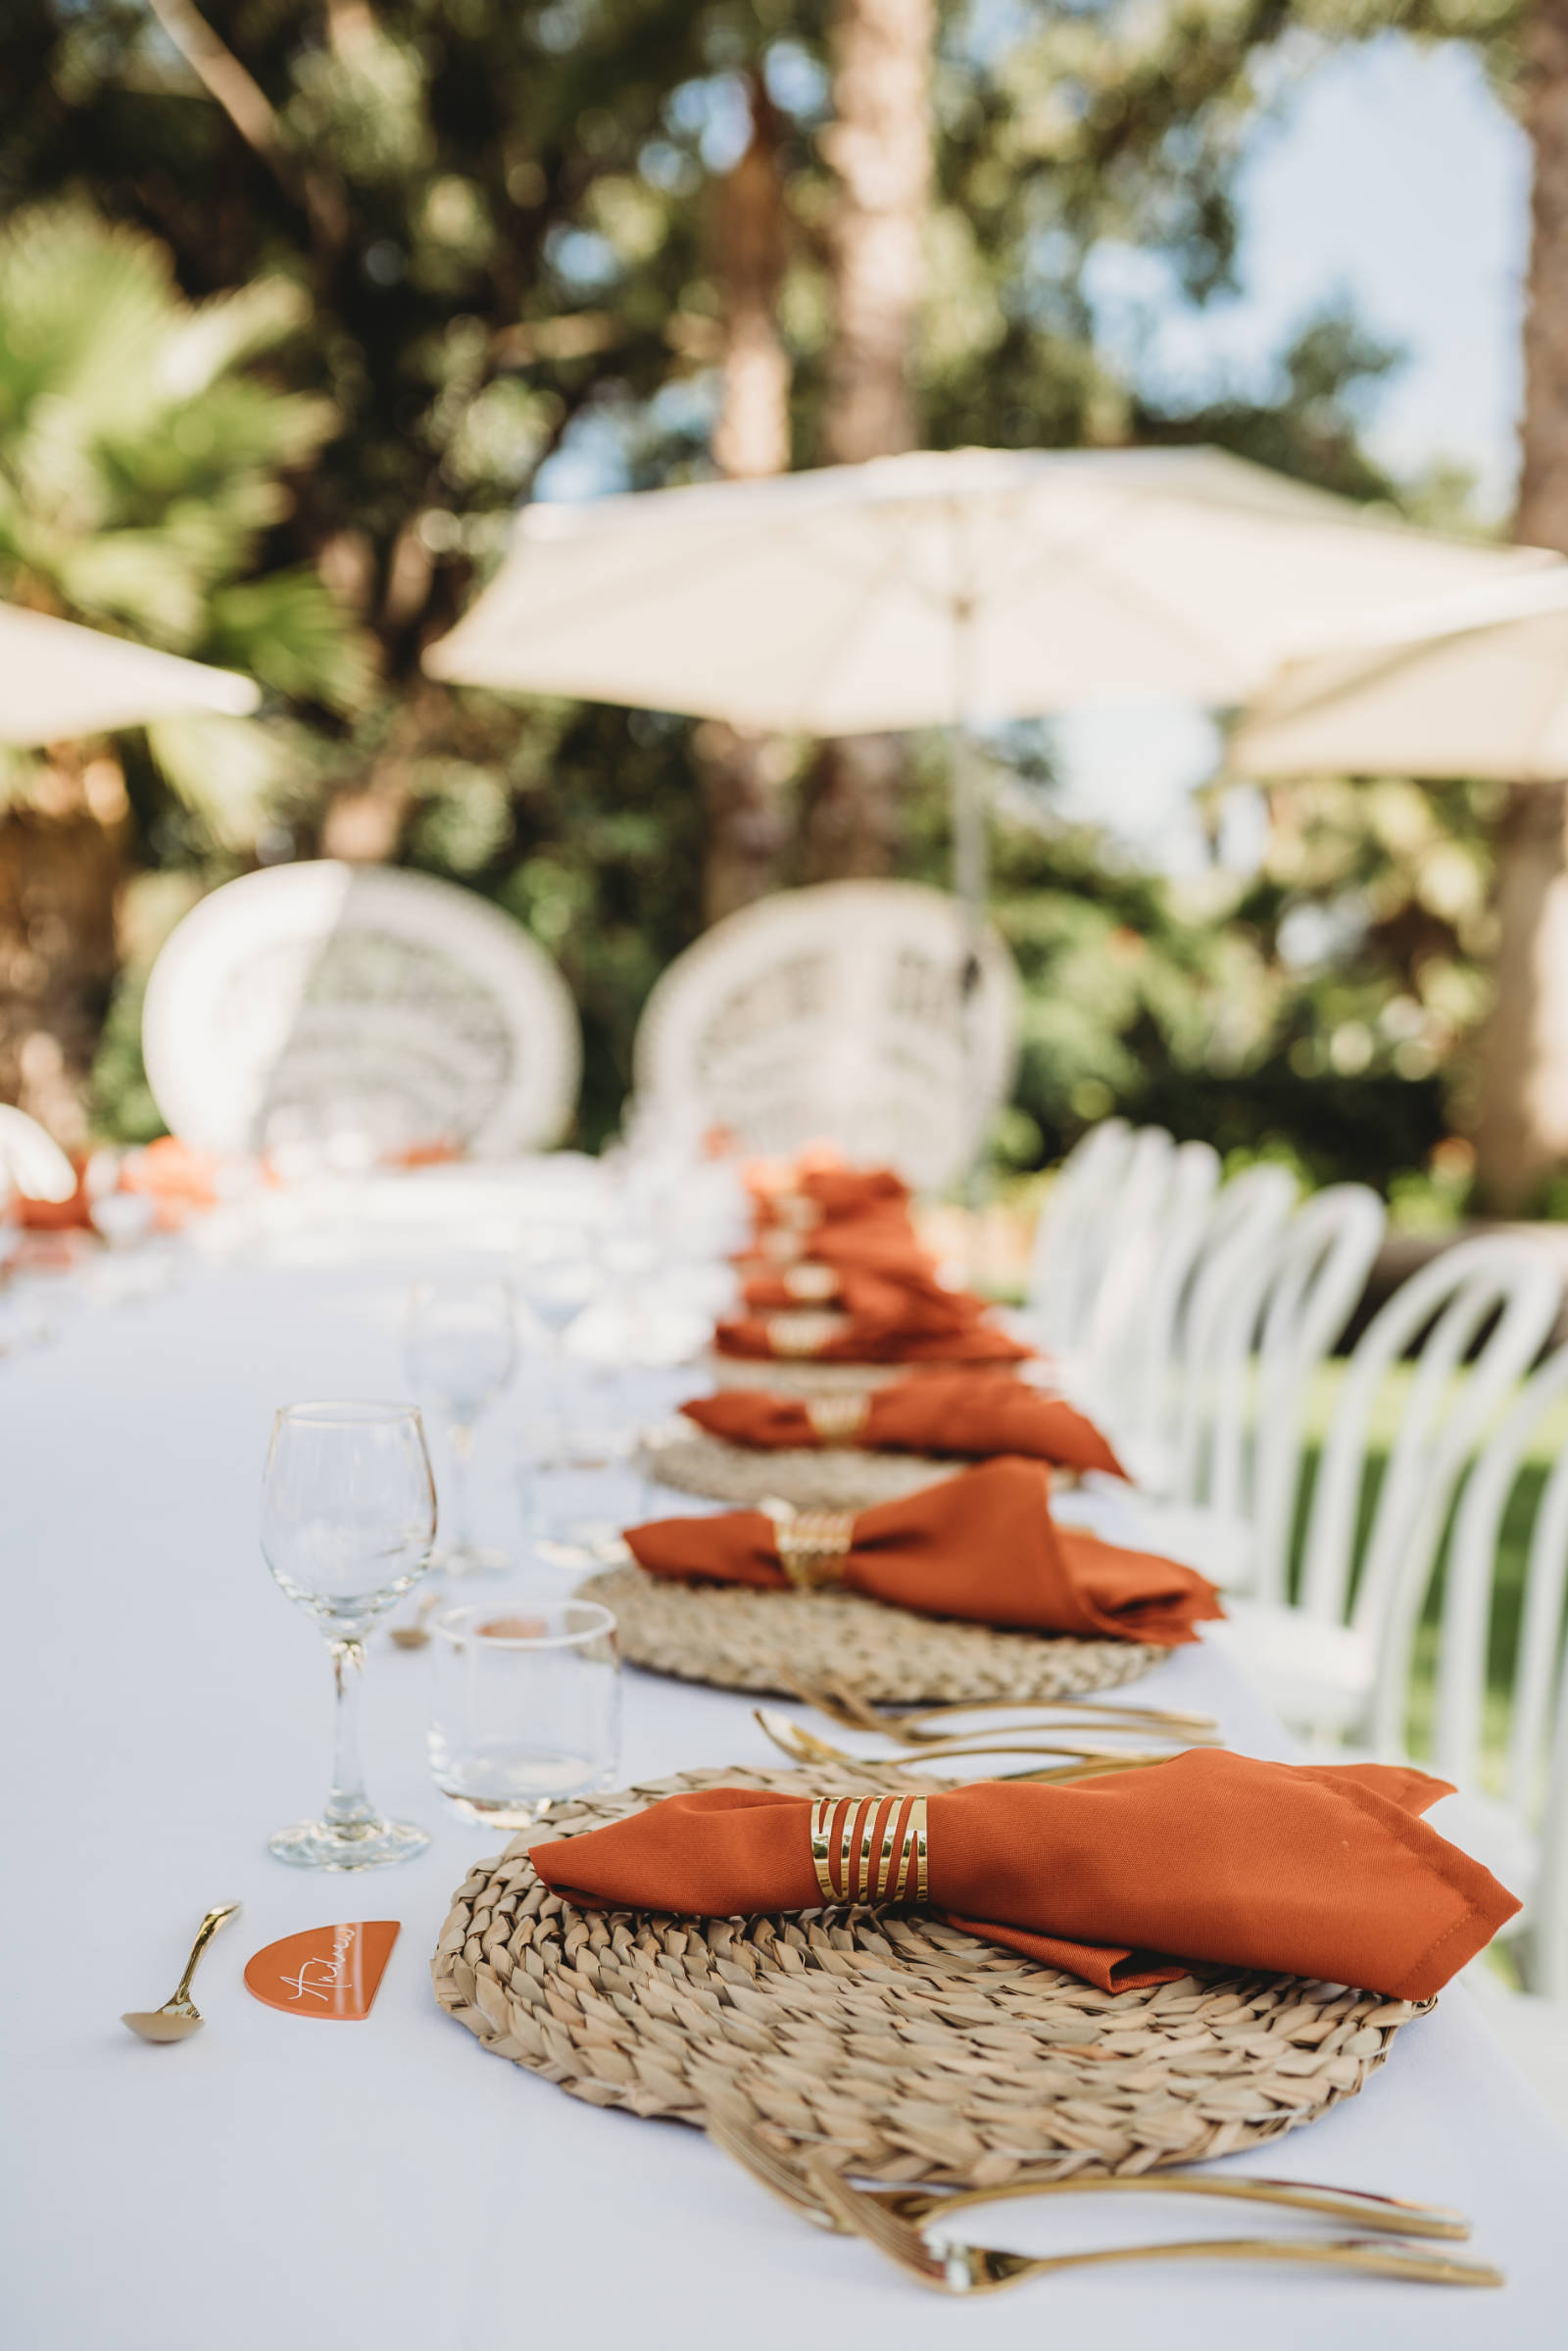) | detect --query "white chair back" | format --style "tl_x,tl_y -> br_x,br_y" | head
631,880 -> 1018,1192
1294,1238 -> 1563,1754
1111,1141 -> 1225,1457
1435,1344 -> 1568,1996
143,861 -> 582,1157
1027,1120 -> 1134,1357
1167,1164 -> 1299,1506
0,1104 -> 75,1202
1223,1185 -> 1388,1601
